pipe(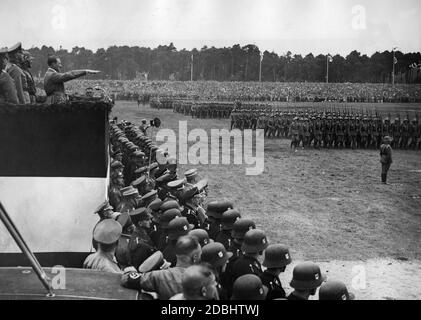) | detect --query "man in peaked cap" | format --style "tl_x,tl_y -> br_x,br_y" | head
5,42 -> 27,104
163,217 -> 194,266
215,209 -> 241,250
287,262 -> 326,300
108,171 -> 124,210
115,212 -> 134,269
94,200 -> 119,220
83,219 -> 123,273
260,244 -> 292,300
231,274 -> 268,300
319,280 -> 355,300
0,47 -> 19,104
21,51 -> 36,103
184,168 -> 199,186
121,235 -> 202,300
128,207 -> 157,269
117,187 -> 138,213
